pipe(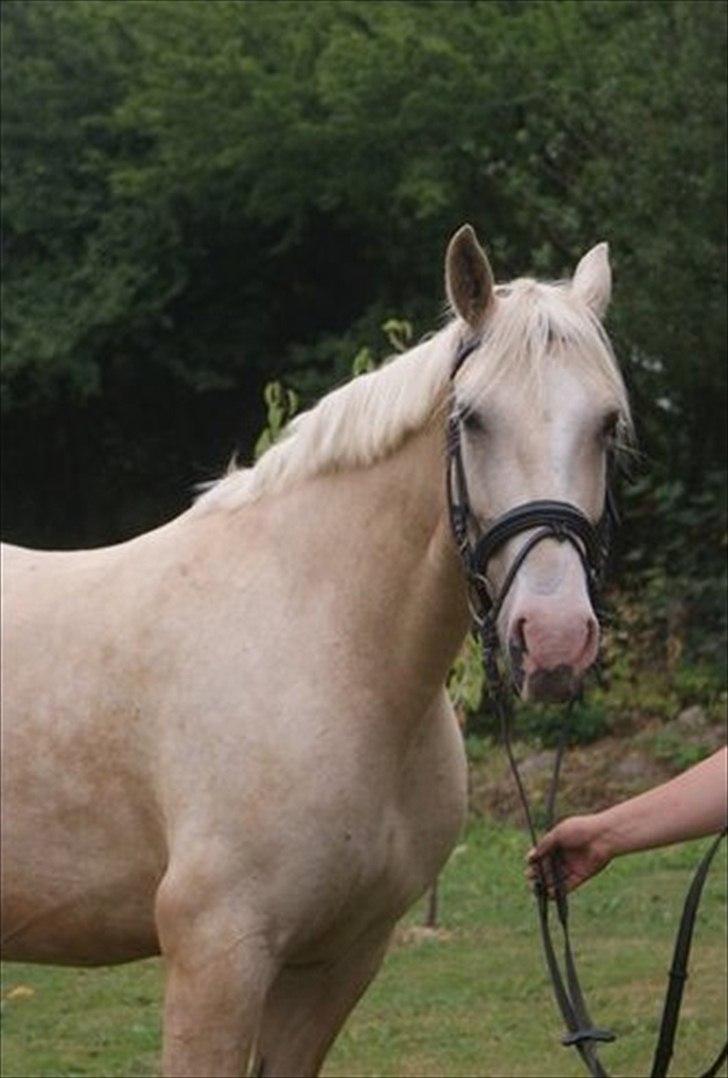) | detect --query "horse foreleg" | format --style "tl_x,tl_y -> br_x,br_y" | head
254,922 -> 394,1077
156,874 -> 277,1078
